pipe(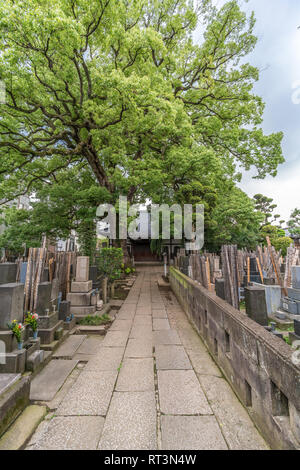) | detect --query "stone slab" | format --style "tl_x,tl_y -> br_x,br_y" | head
155,345 -> 192,370
0,405 -> 47,450
56,370 -> 117,416
153,318 -> 170,330
53,335 -> 87,359
0,373 -> 20,395
130,325 -> 153,340
199,375 -> 269,450
85,347 -> 124,371
136,307 -> 152,316
67,292 -> 91,306
132,315 -> 152,327
188,350 -> 222,377
71,280 -> 92,293
161,415 -> 228,450
102,330 -> 129,347
125,339 -> 153,358
116,358 -> 154,392
110,319 -> 132,331
179,328 -> 207,351
27,416 -> 104,450
70,305 -> 96,316
157,370 -> 212,415
152,309 -> 168,319
0,263 -> 17,284
76,256 -> 90,282
292,266 -> 300,289
75,336 -> 103,356
98,391 -> 157,450
0,283 -> 25,328
153,329 -> 181,345
36,282 -> 52,315
30,360 -> 78,401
